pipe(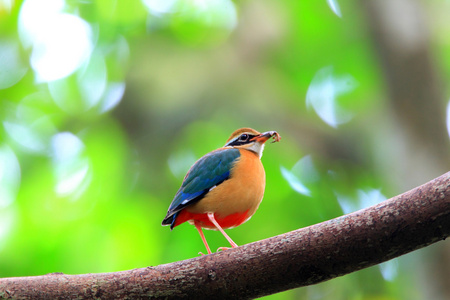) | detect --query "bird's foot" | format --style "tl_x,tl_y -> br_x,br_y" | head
217,247 -> 233,252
